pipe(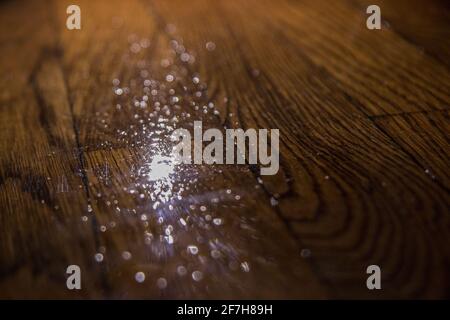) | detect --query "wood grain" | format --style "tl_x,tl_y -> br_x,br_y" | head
0,0 -> 449,299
